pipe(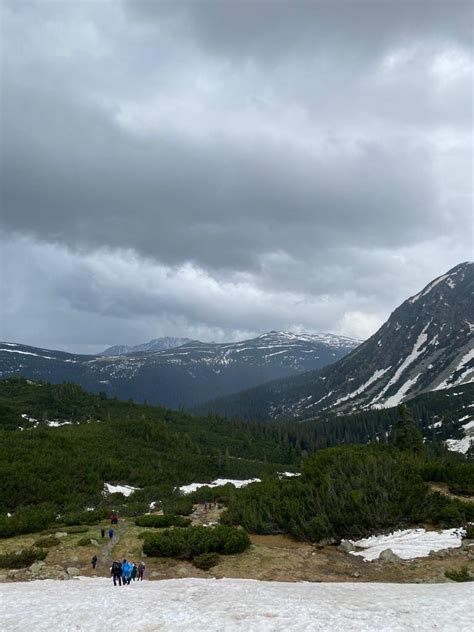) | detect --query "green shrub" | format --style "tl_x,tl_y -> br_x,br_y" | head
192,552 -> 219,570
62,509 -> 109,526
161,497 -> 194,516
0,506 -> 56,539
77,537 -> 92,546
0,548 -> 47,569
463,524 -> 474,539
428,494 -> 474,527
223,446 -> 431,541
34,537 -> 60,548
135,514 -> 191,528
445,566 -> 473,582
142,525 -> 250,559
